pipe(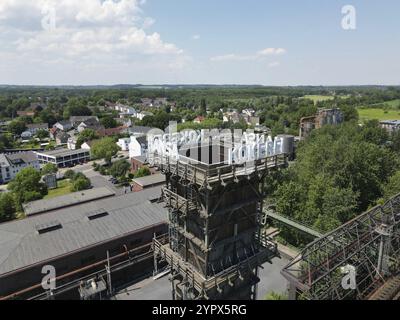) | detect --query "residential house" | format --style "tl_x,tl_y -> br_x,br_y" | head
81,141 -> 92,150
77,118 -> 104,133
129,136 -> 148,158
55,132 -> 70,146
0,152 -> 40,184
128,126 -> 154,137
117,137 -> 131,151
97,126 -> 128,137
53,120 -> 73,132
70,116 -> 99,127
26,123 -> 49,135
135,111 -> 154,121
67,136 -> 77,150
